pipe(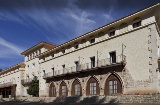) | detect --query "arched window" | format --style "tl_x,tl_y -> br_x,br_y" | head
59,81 -> 68,96
86,77 -> 100,96
105,74 -> 122,95
71,79 -> 82,96
132,17 -> 141,28
49,82 -> 56,97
